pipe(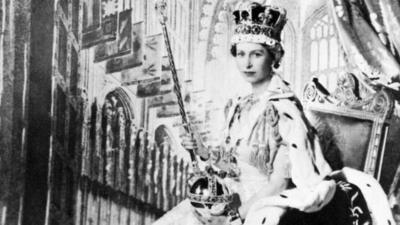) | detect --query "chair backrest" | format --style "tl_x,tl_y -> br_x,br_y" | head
302,73 -> 397,192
